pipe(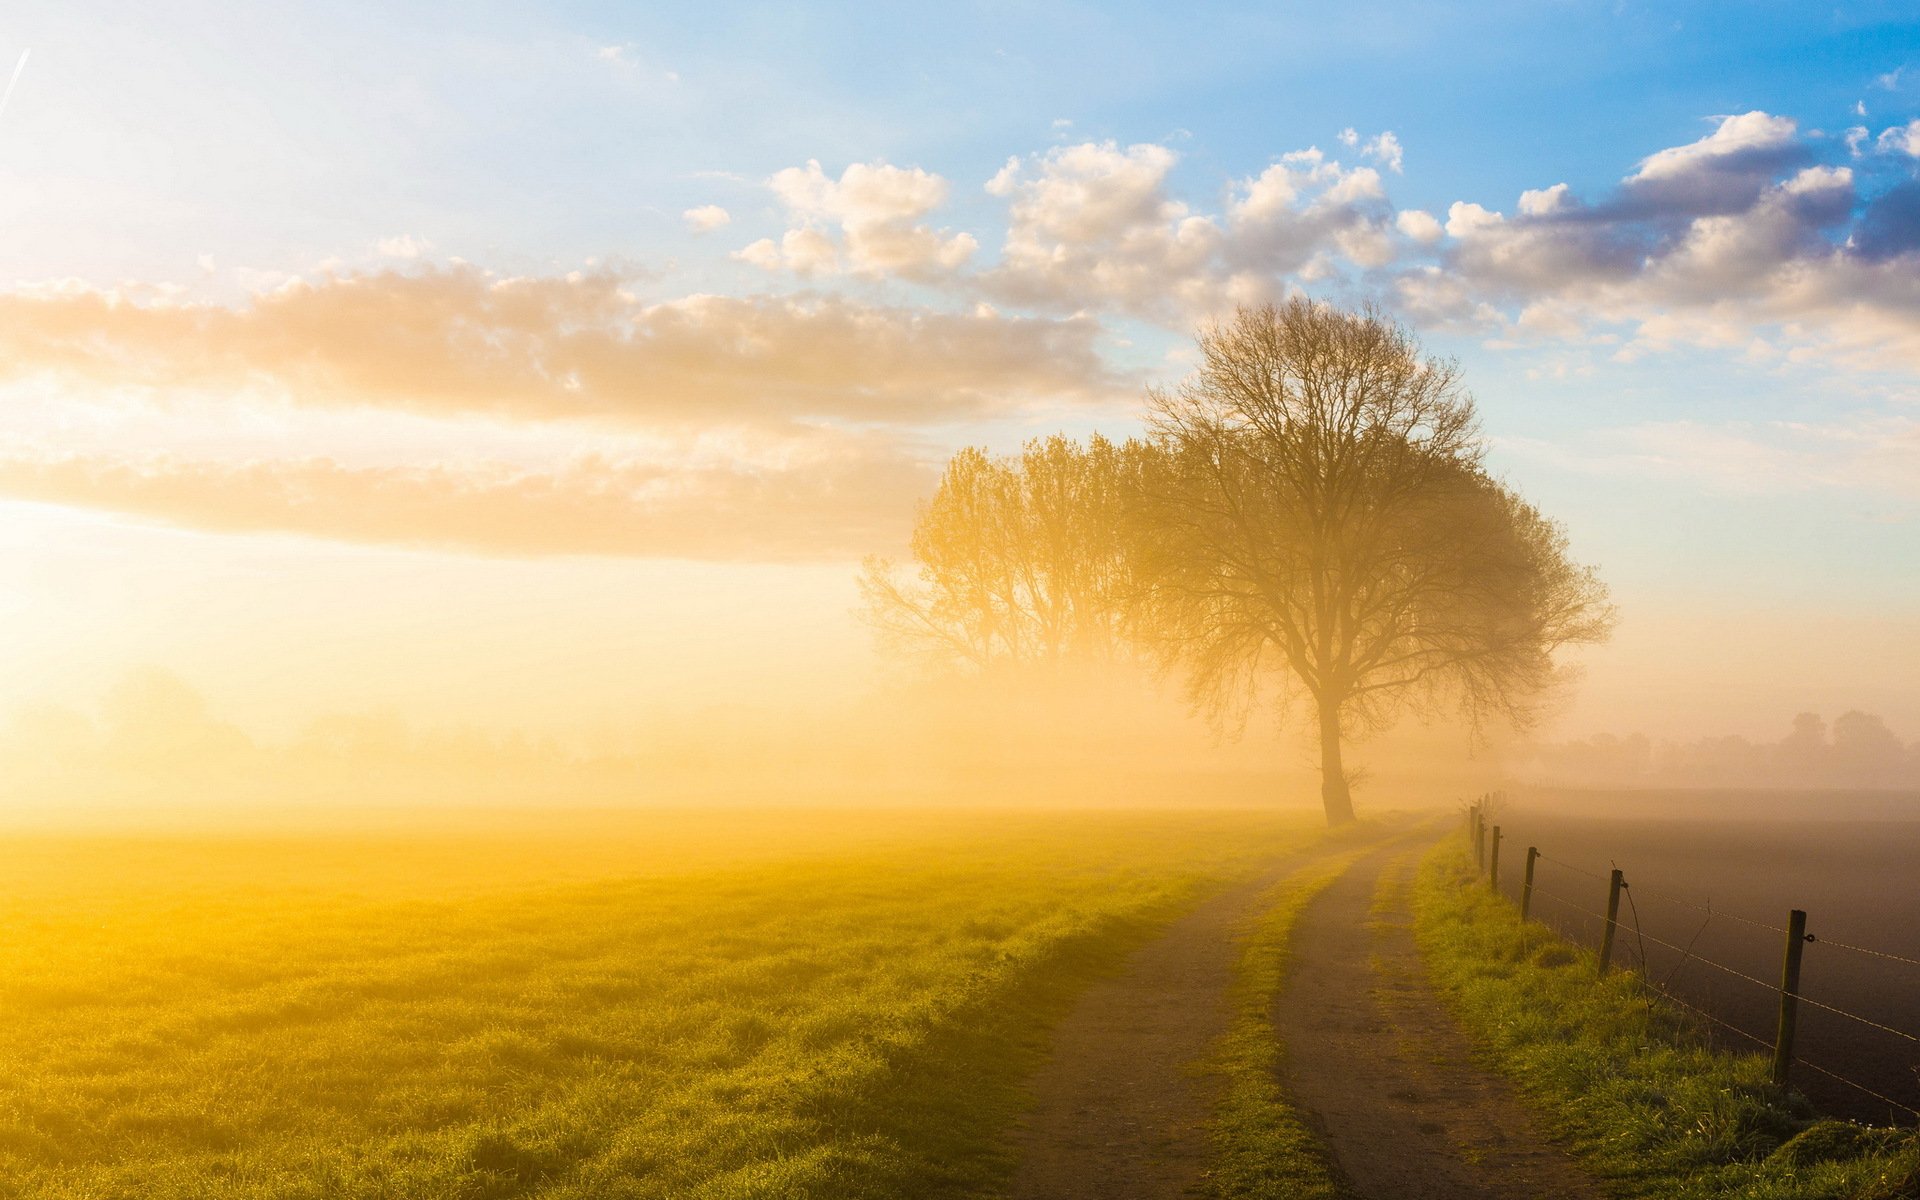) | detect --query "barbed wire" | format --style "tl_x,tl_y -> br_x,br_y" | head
1796,1058 -> 1920,1121
1813,937 -> 1920,972
1528,886 -> 1609,924
1610,898 -> 1920,1045
1794,994 -> 1920,1046
1522,835 -> 1920,961
1535,852 -> 1609,881
1489,835 -> 1920,1123
1632,950 -> 1920,1118
1635,972 -> 1774,1051
1623,924 -> 1782,995
1618,880 -> 1790,936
